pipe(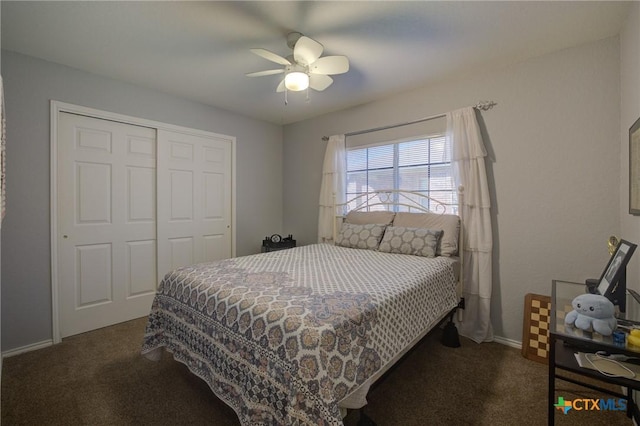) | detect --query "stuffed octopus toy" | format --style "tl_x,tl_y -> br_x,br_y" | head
564,293 -> 617,336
